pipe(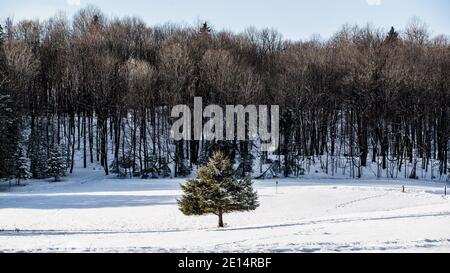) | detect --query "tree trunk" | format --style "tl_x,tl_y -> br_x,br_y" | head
70,116 -> 75,174
83,113 -> 87,168
218,212 -> 224,228
89,115 -> 94,163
